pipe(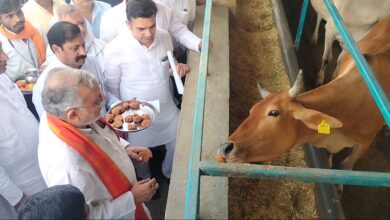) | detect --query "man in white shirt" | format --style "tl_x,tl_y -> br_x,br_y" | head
104,0 -> 189,179
33,21 -> 119,117
22,0 -> 65,34
71,0 -> 111,39
0,0 -> 47,81
38,67 -> 156,219
0,40 -> 47,219
48,4 -> 106,70
99,0 -> 201,53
